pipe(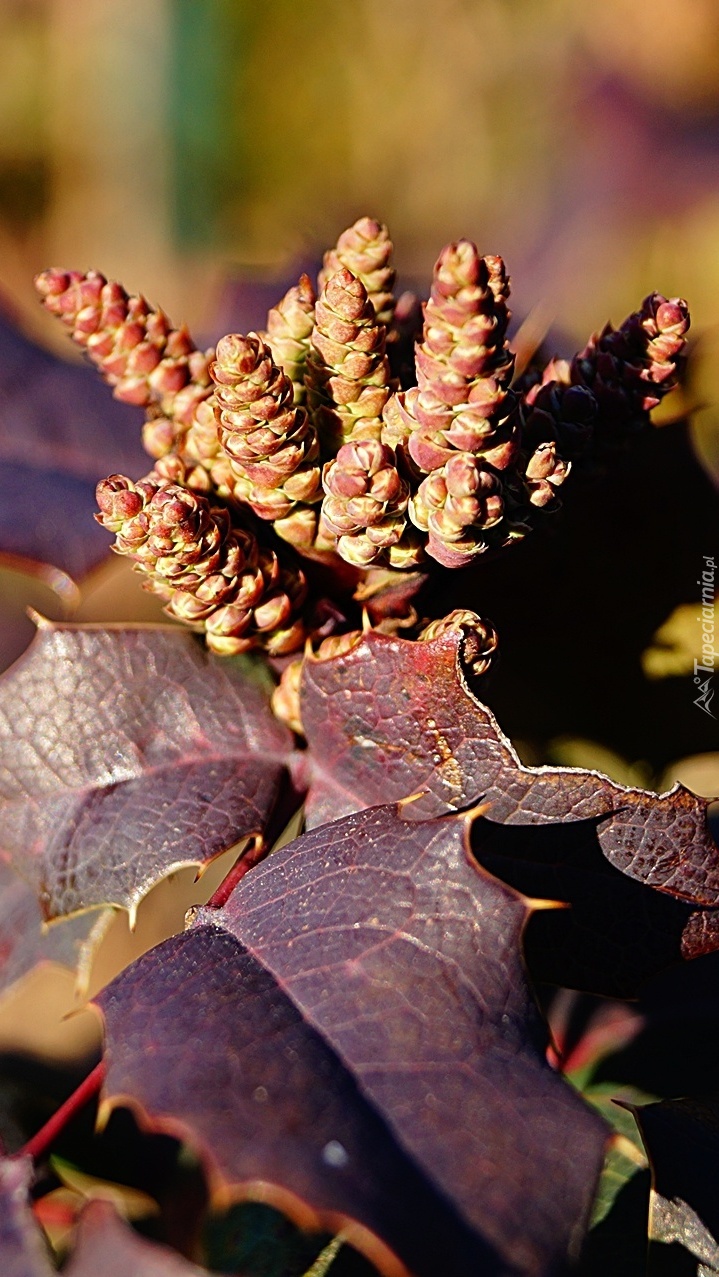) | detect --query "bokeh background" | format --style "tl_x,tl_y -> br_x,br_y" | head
0,0 -> 717,785
1,0 -> 719,485
1,1 -> 719,1220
